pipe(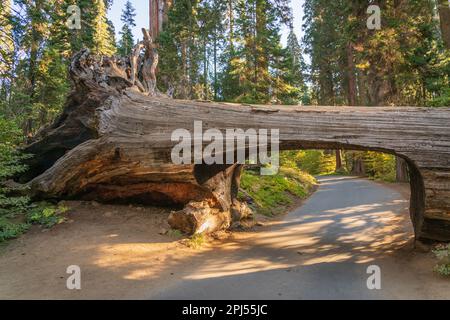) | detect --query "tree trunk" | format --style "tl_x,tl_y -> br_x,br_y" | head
346,42 -> 357,106
439,4 -> 450,49
213,34 -> 218,101
357,69 -> 369,106
351,156 -> 366,176
335,149 -> 343,172
15,42 -> 450,241
203,40 -> 208,100
149,0 -> 171,40
396,156 -> 409,182
180,41 -> 189,99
